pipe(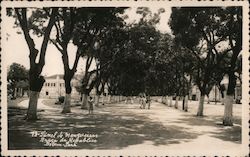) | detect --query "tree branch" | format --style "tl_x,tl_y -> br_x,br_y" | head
15,9 -> 36,52
49,38 -> 63,52
71,48 -> 81,73
38,8 -> 58,70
